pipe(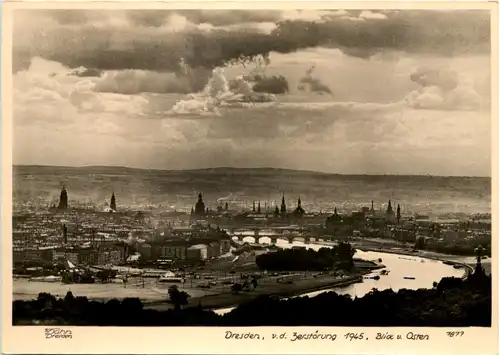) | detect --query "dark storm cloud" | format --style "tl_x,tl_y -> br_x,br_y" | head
14,10 -> 490,74
126,10 -> 283,27
14,24 -> 274,72
272,10 -> 490,57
